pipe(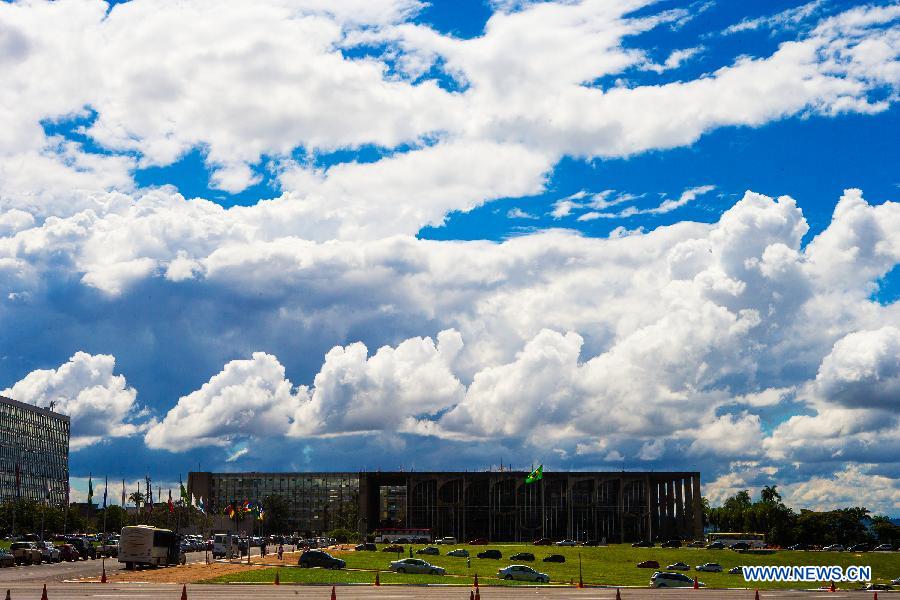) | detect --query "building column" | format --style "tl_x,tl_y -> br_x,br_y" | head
692,473 -> 703,540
